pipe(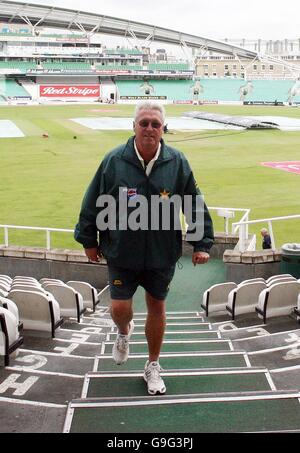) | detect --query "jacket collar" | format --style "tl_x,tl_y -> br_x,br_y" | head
121,136 -> 174,168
